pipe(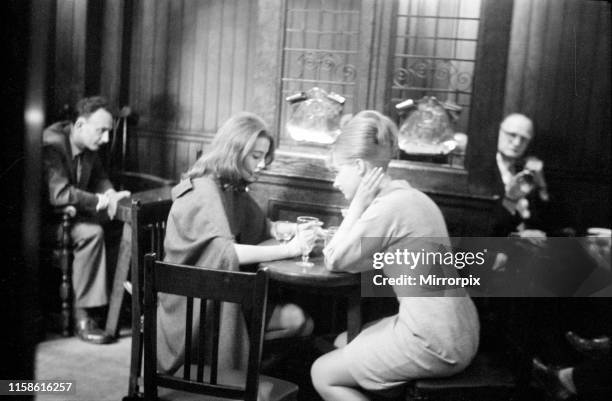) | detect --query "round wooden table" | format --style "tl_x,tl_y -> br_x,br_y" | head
262,256 -> 360,287
260,256 -> 363,342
